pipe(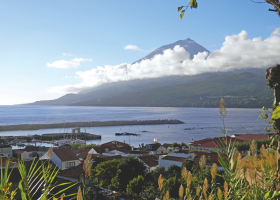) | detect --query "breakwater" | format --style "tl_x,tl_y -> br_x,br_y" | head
0,119 -> 184,131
